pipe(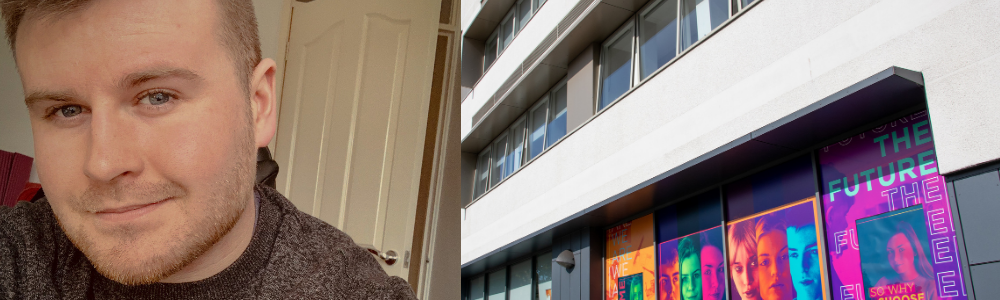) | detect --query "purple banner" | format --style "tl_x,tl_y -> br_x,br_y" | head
818,111 -> 967,300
